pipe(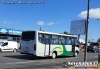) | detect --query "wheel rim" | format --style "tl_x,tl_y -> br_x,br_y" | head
52,53 -> 56,58
75,52 -> 77,56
